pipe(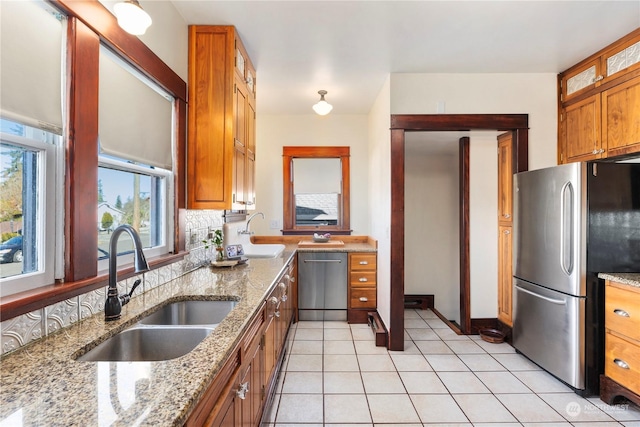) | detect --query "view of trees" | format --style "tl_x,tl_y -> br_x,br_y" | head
0,147 -> 23,226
